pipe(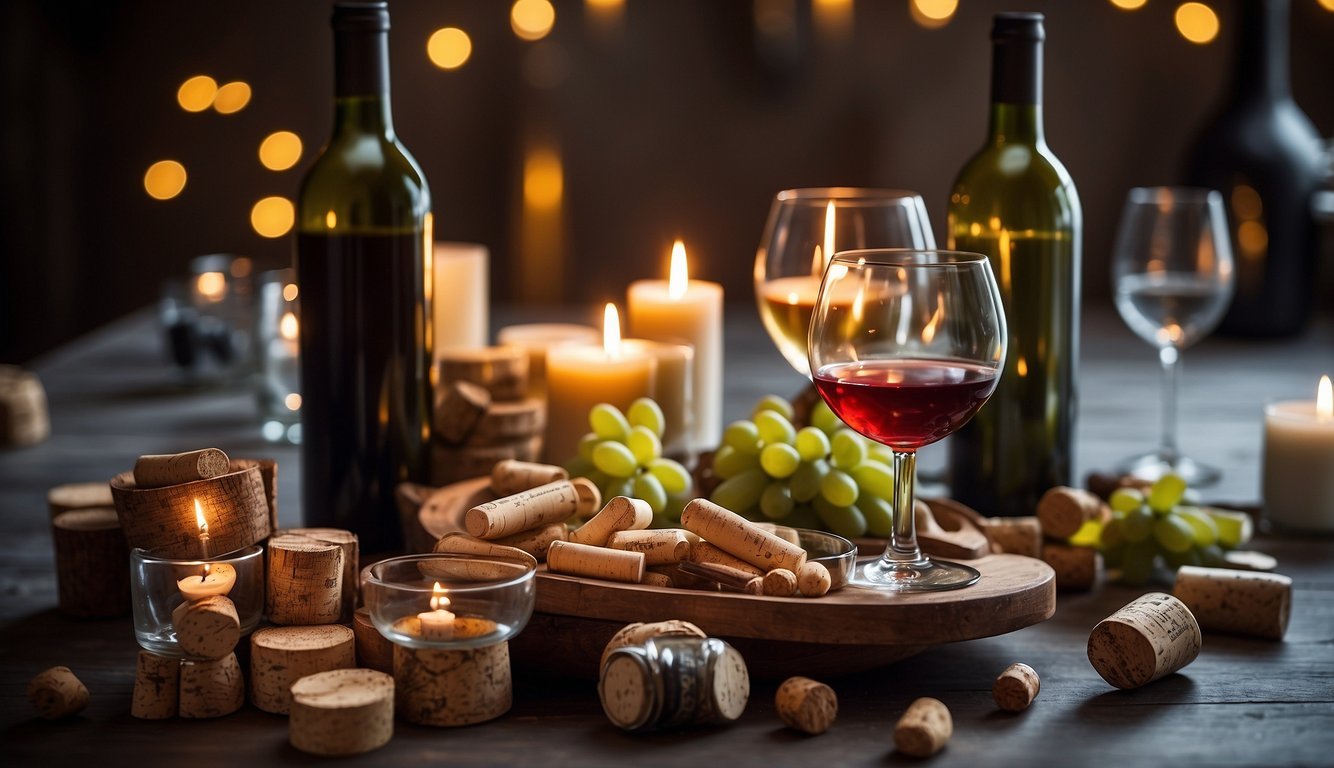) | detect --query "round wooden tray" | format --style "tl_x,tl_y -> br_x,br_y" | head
405,476 -> 1056,678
